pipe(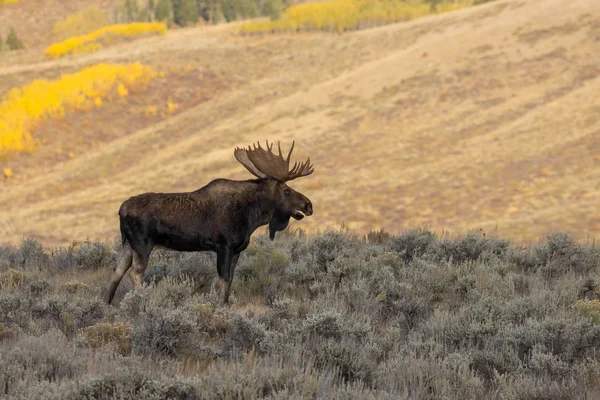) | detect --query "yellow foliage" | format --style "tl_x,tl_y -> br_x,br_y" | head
52,6 -> 111,41
117,83 -> 129,97
0,63 -> 155,156
146,105 -> 158,116
0,0 -> 21,5
45,22 -> 168,59
167,98 -> 178,114
241,0 -> 472,34
3,168 -> 12,178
